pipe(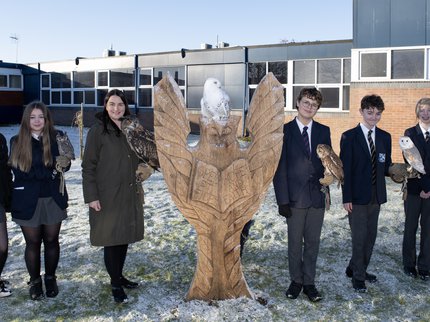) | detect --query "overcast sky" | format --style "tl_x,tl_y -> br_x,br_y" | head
0,0 -> 352,64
